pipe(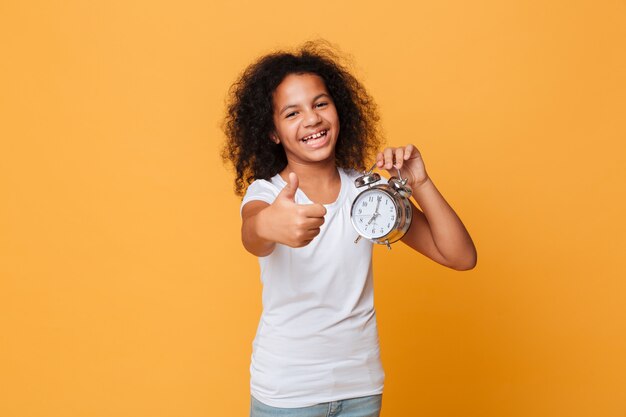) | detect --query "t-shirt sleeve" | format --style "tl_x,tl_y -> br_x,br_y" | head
240,179 -> 280,217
